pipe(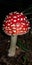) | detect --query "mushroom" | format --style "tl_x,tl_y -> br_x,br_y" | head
3,12 -> 30,57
